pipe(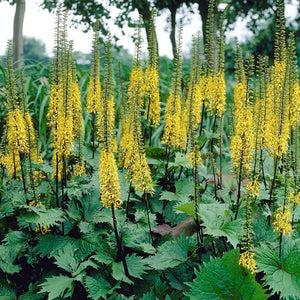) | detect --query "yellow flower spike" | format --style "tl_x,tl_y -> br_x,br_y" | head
186,151 -> 203,168
73,162 -> 85,177
69,81 -> 83,139
5,150 -> 21,176
86,79 -> 101,114
264,61 -> 290,157
289,192 -> 300,205
145,65 -> 160,126
7,109 -> 29,154
205,72 -> 226,117
99,150 -> 122,209
273,205 -> 292,235
162,27 -> 185,150
246,175 -> 260,198
87,22 -> 101,114
230,106 -> 254,173
163,94 -> 186,149
239,250 -> 256,274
